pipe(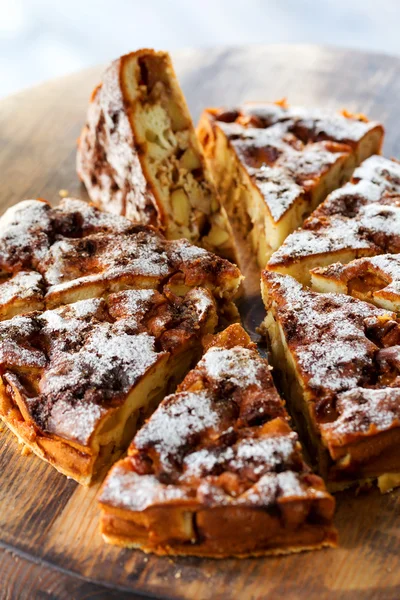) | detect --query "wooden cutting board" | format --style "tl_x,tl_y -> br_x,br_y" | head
1,45 -> 400,600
